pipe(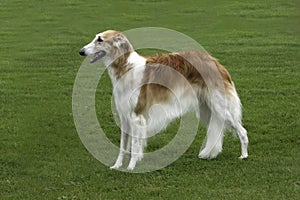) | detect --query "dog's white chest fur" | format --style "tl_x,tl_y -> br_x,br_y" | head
109,52 -> 146,117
